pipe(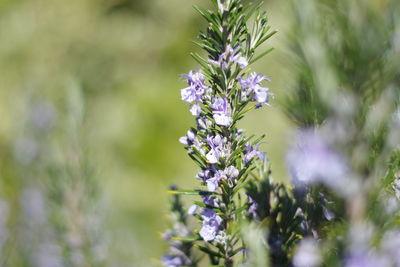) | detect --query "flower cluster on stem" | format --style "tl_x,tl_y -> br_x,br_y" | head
169,0 -> 276,266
